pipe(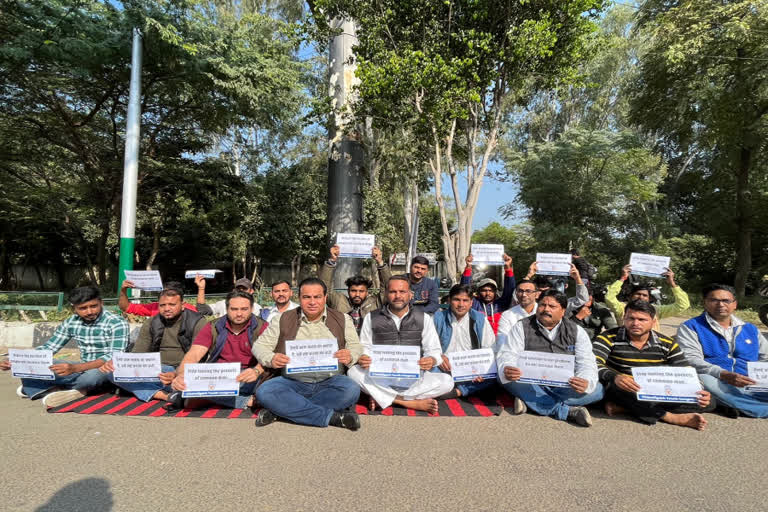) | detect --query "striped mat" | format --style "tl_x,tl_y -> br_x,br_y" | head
46,391 -> 512,418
